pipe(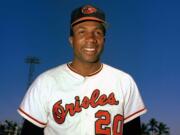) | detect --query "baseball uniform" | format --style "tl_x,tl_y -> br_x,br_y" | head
18,63 -> 147,135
